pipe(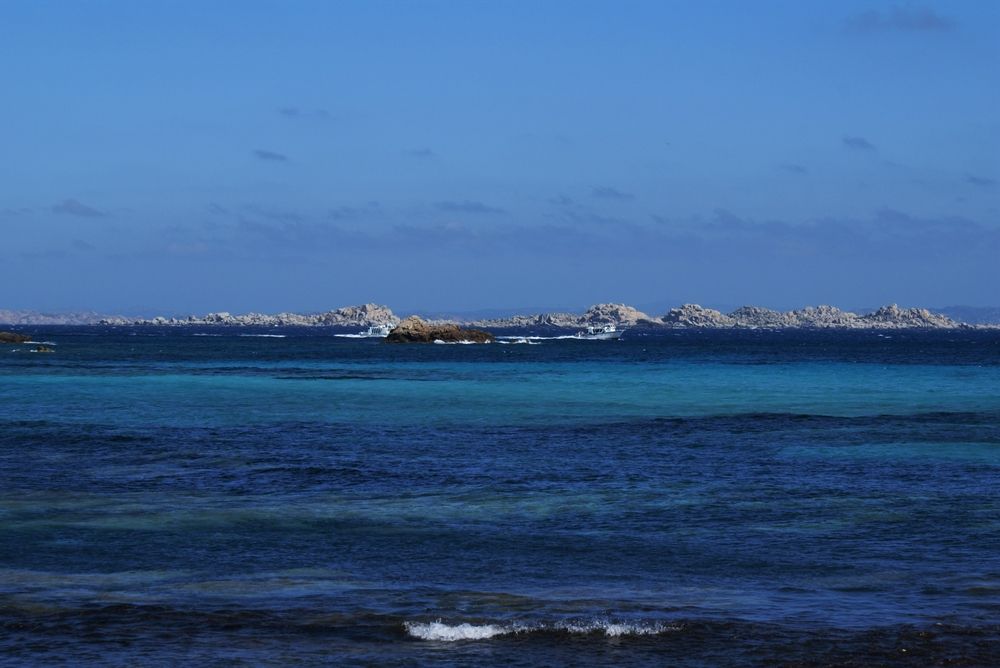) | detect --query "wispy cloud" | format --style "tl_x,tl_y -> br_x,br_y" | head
71,239 -> 95,251
544,193 -> 623,226
150,207 -> 1000,271
242,205 -> 305,223
842,136 -> 877,151
434,200 -> 506,214
778,163 -> 808,175
966,174 -> 996,187
591,186 -> 635,201
52,198 -> 107,218
253,149 -> 289,162
554,208 -> 624,227
1,207 -> 32,217
329,202 -> 381,221
844,6 -> 956,33
549,195 -> 576,207
404,148 -> 435,159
